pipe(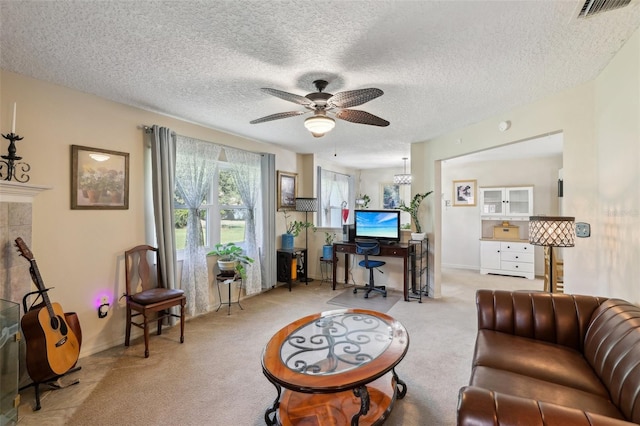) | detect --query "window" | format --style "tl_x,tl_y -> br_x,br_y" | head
317,167 -> 355,227
174,164 -> 248,250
